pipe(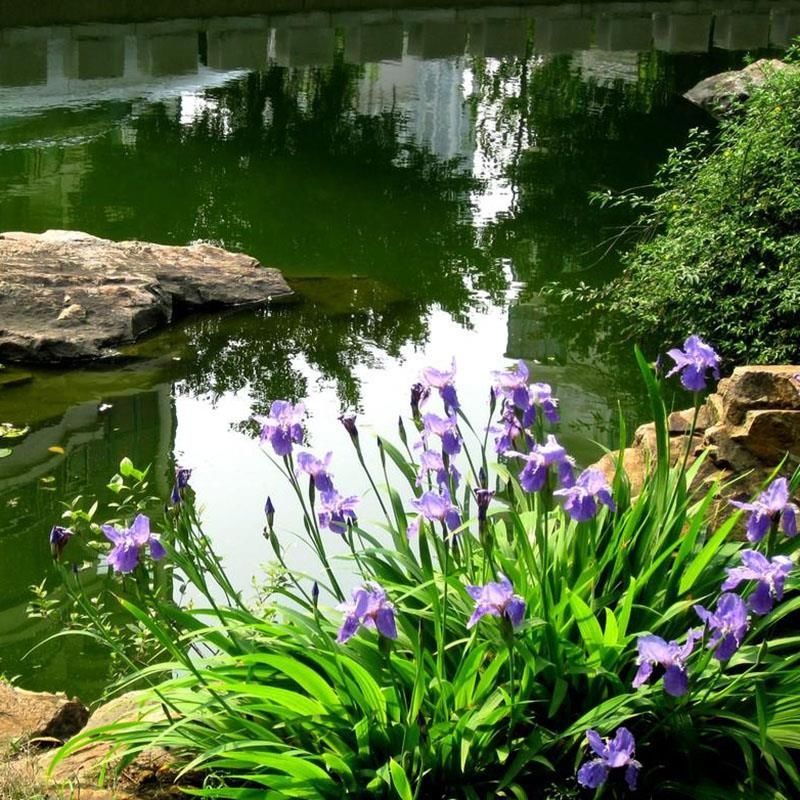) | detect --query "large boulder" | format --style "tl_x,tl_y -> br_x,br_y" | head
0,682 -> 89,749
684,59 -> 796,117
594,365 -> 800,504
0,230 -> 294,364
